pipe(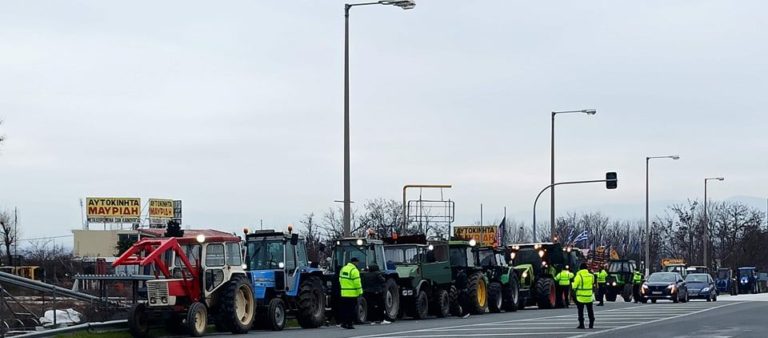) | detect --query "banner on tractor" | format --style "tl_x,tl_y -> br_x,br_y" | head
454,226 -> 498,246
86,197 -> 141,222
148,199 -> 174,219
